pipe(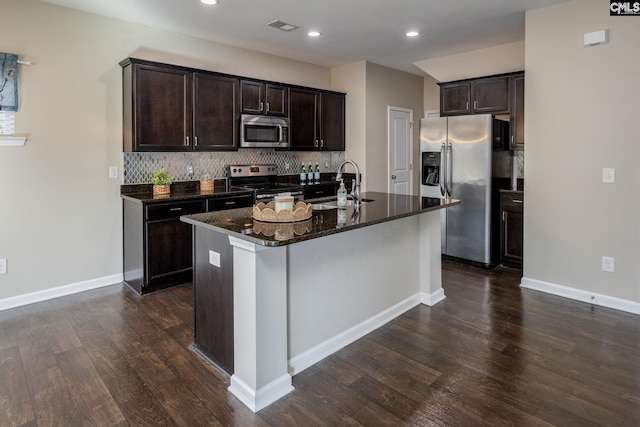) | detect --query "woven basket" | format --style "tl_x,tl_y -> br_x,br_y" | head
200,179 -> 214,192
153,184 -> 170,196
